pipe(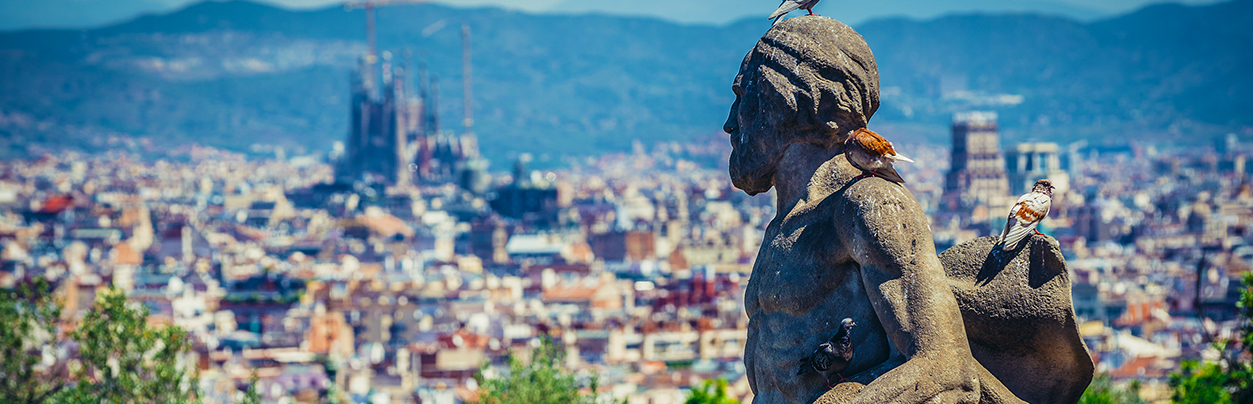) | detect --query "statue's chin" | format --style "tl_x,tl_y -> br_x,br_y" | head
730,156 -> 776,196
733,178 -> 770,196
